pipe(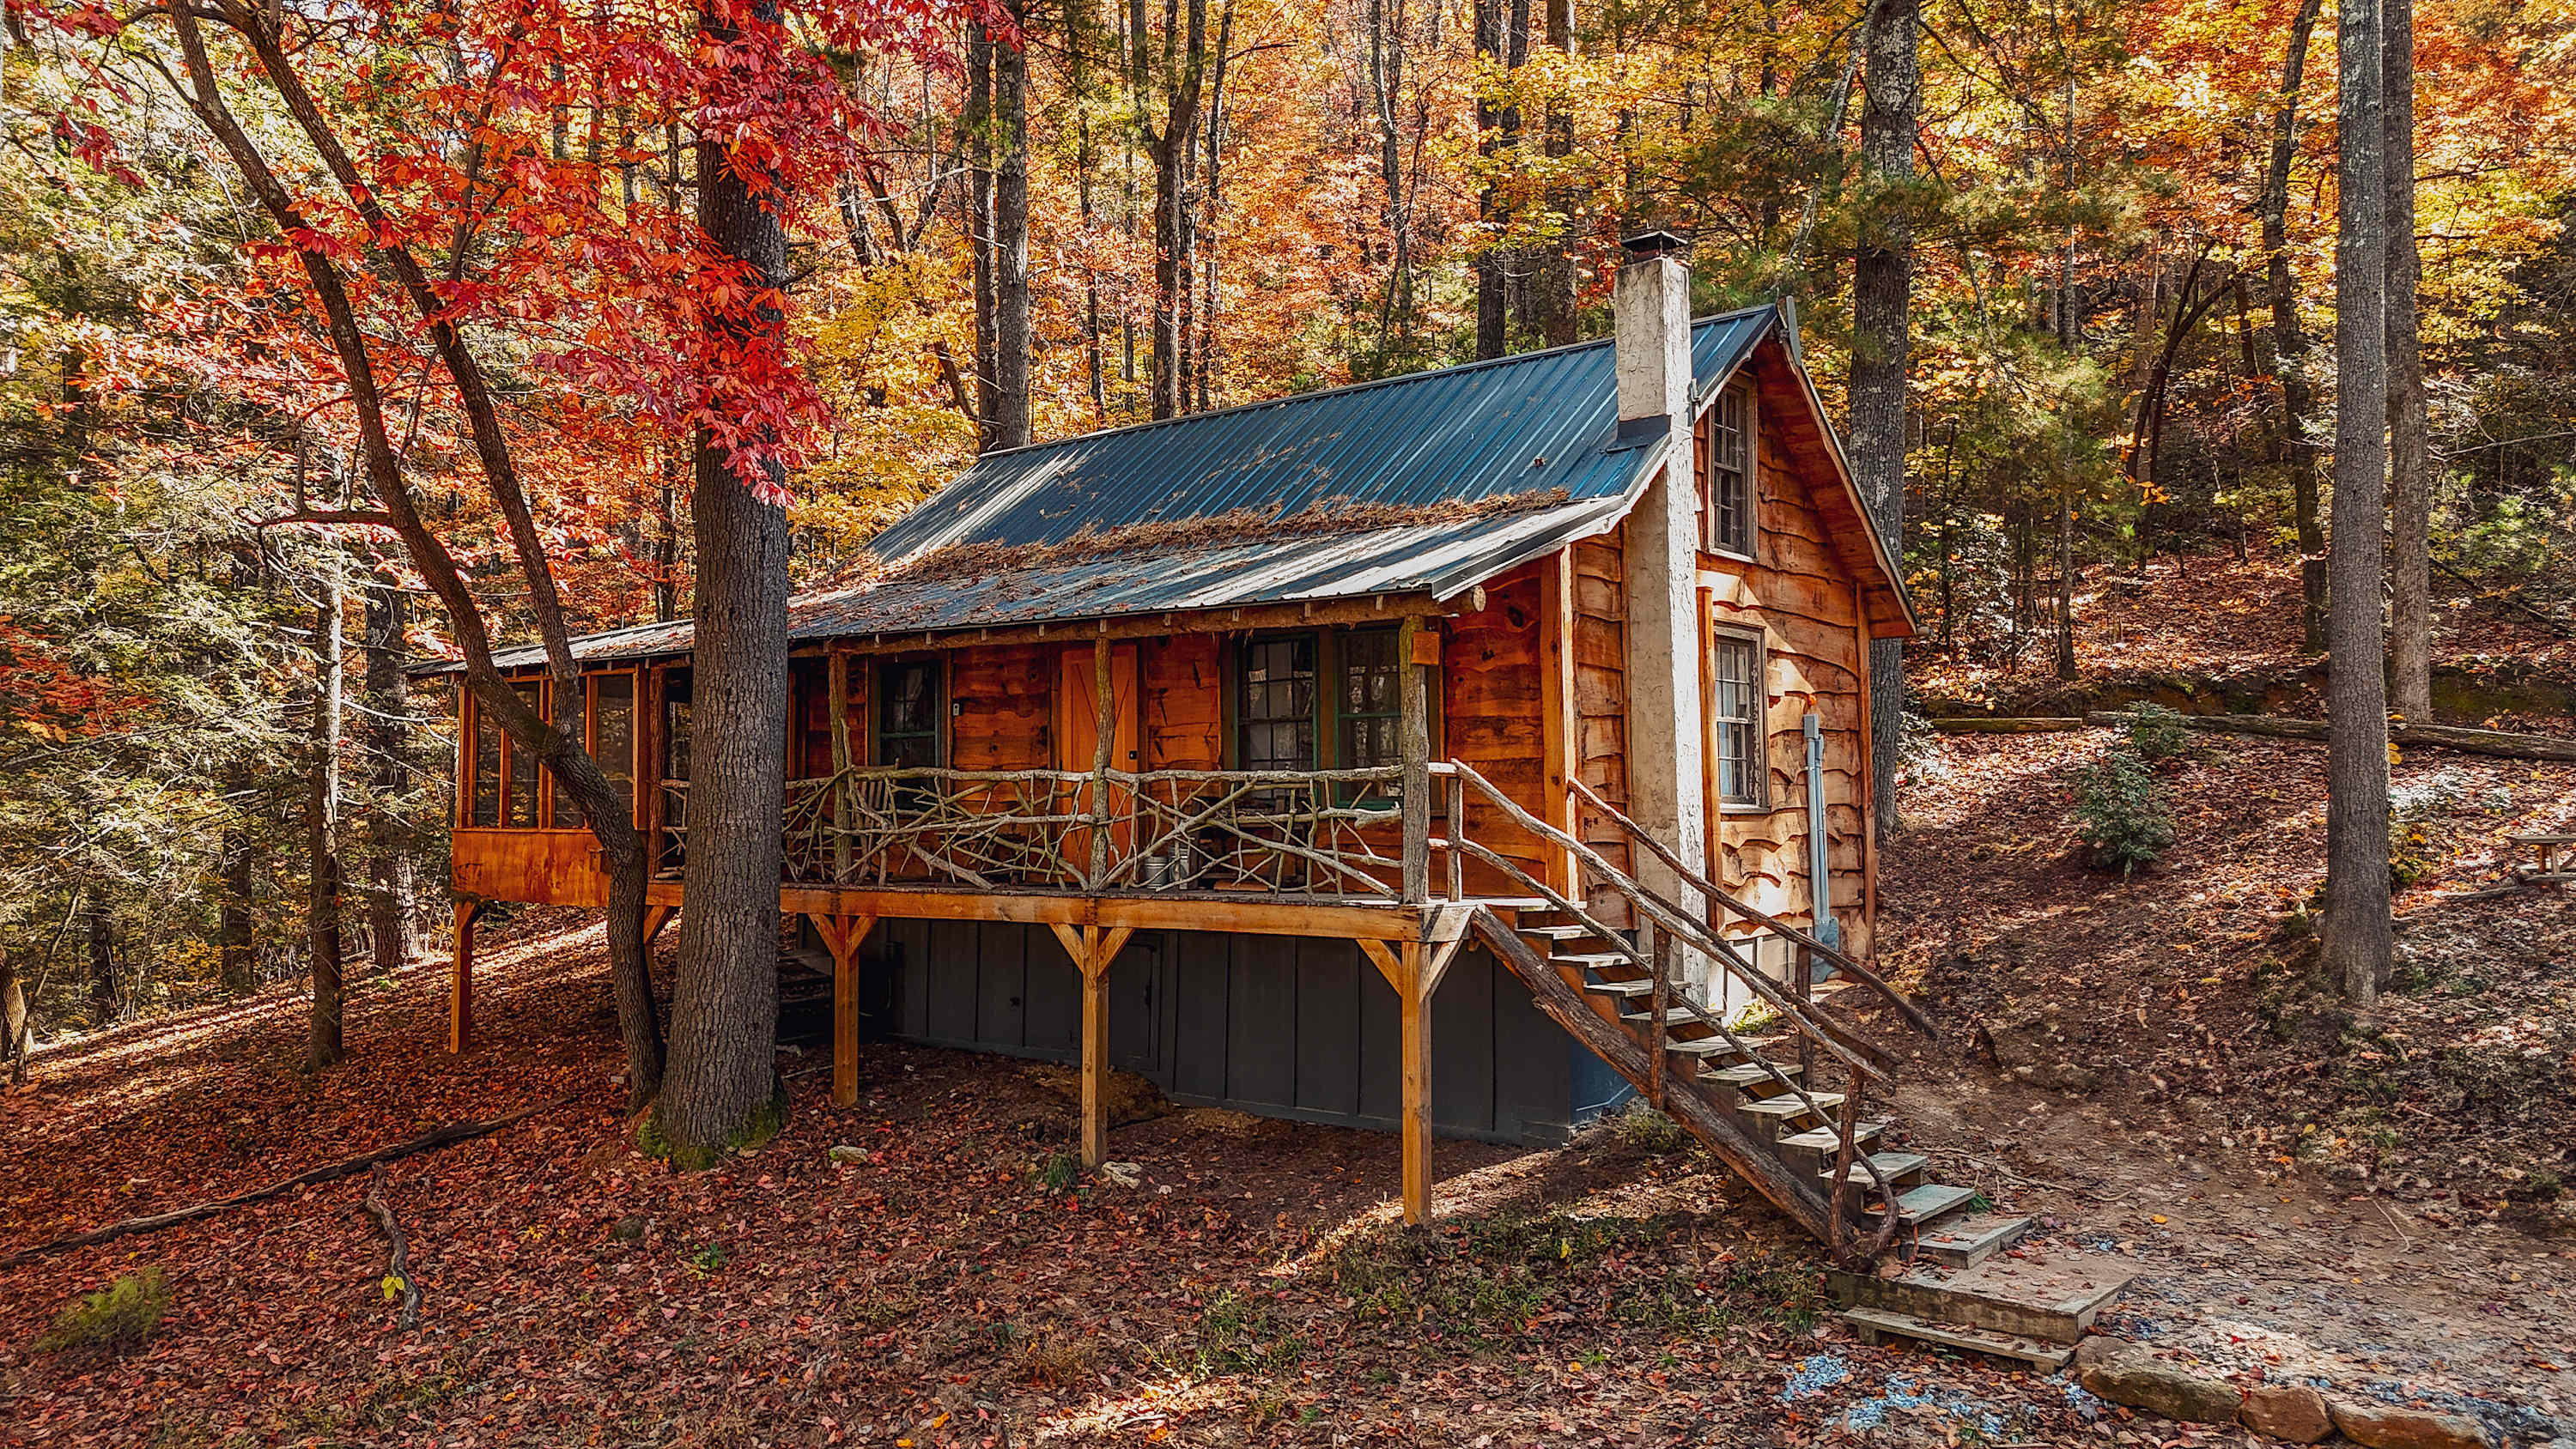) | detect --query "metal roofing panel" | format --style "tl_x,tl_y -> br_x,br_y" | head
868,307 -> 1774,563
444,309 -> 1771,672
